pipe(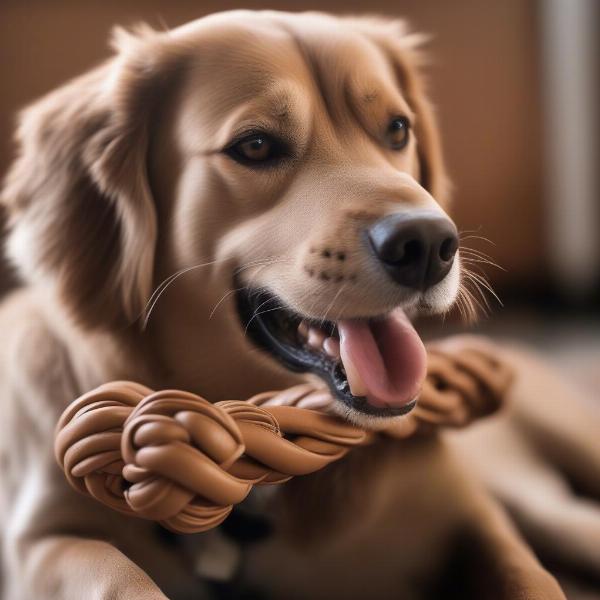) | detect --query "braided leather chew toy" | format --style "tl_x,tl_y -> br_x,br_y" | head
55,345 -> 513,534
